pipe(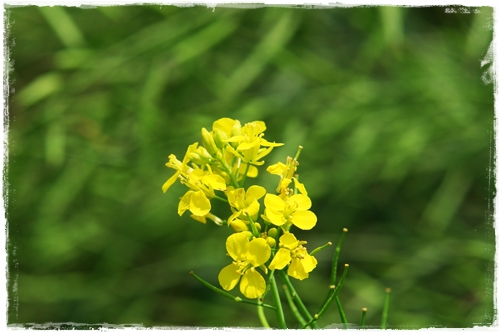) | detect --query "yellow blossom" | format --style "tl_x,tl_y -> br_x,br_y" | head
218,231 -> 271,299
267,157 -> 307,196
268,233 -> 317,280
226,185 -> 266,228
263,193 -> 317,230
224,121 -> 283,166
177,167 -> 227,217
162,143 -> 198,193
